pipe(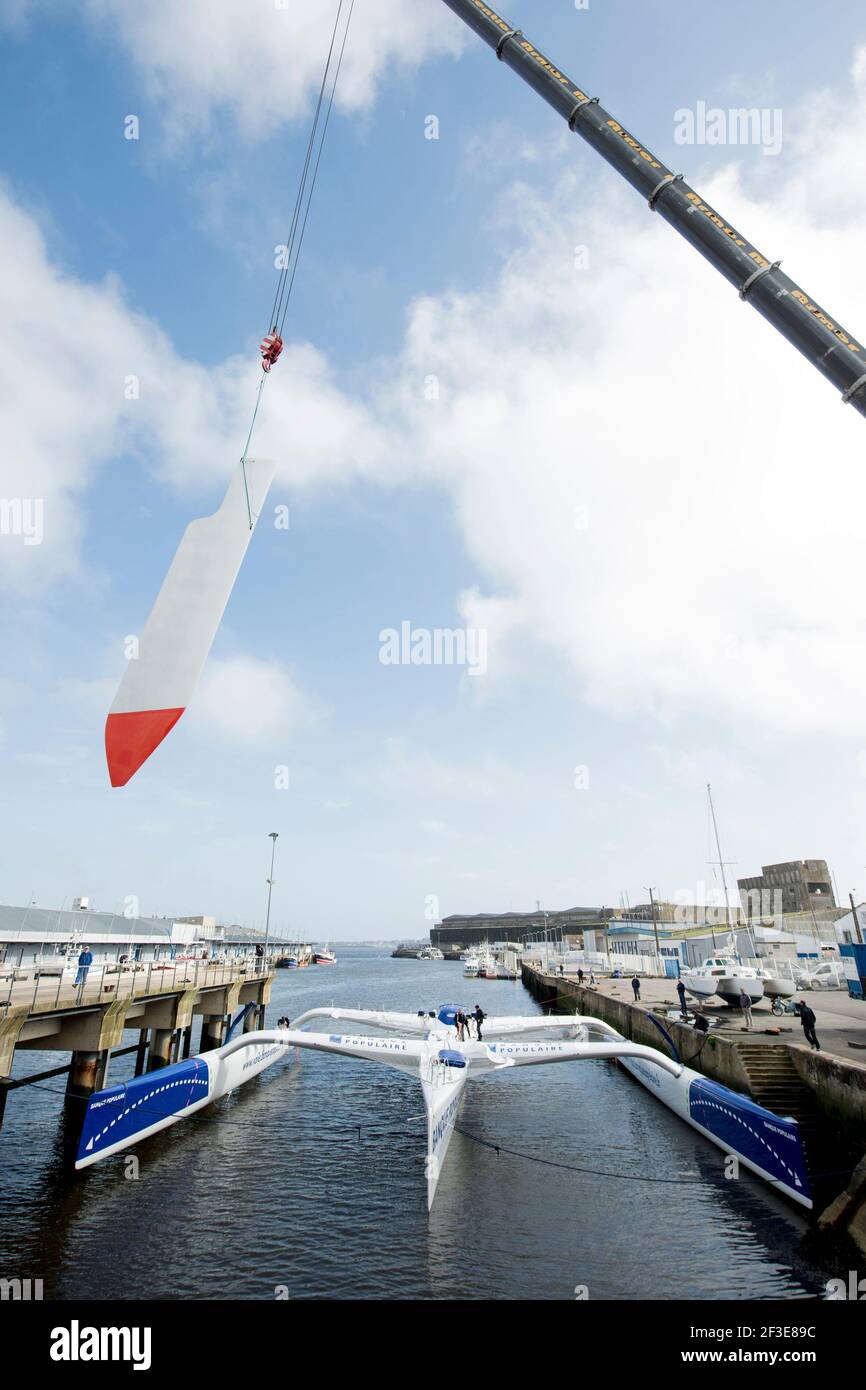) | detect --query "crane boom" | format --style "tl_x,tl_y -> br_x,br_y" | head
441,0 -> 866,419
